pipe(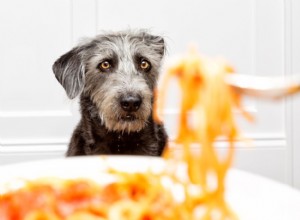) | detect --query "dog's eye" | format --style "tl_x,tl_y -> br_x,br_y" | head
140,60 -> 151,71
99,61 -> 111,71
